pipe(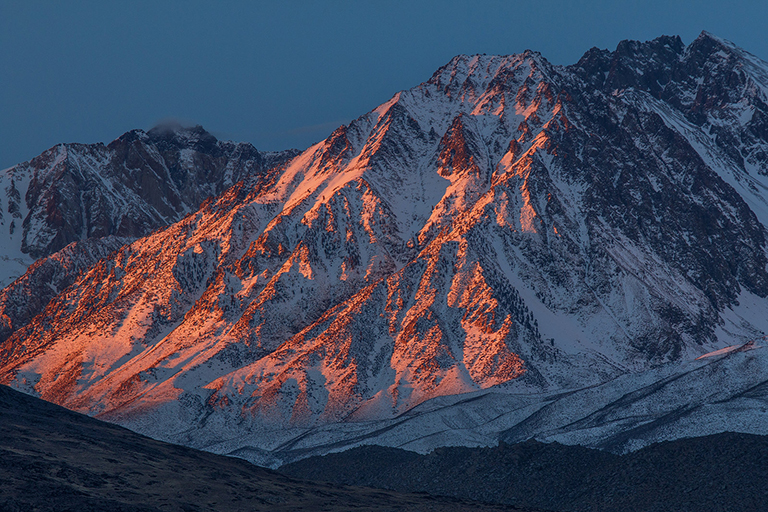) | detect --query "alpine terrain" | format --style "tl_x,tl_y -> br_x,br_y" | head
0,123 -> 297,287
2,31 -> 768,468
0,124 -> 297,343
